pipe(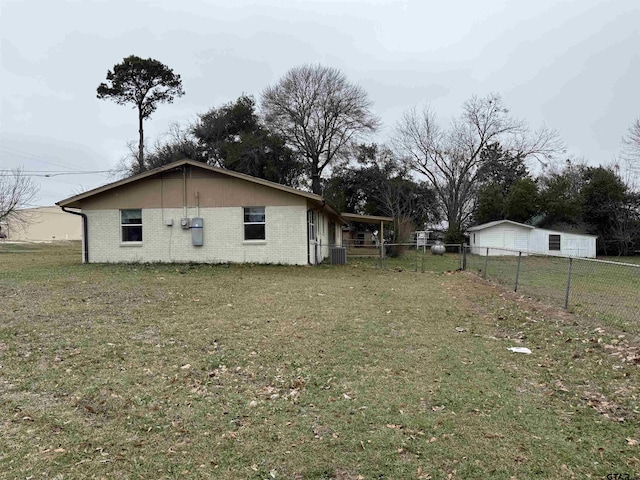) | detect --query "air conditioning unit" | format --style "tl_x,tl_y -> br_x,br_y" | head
330,246 -> 347,265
